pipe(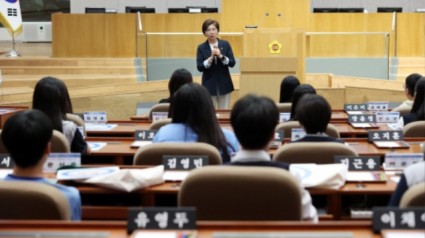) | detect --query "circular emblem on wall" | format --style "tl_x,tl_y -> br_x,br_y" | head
268,40 -> 282,54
